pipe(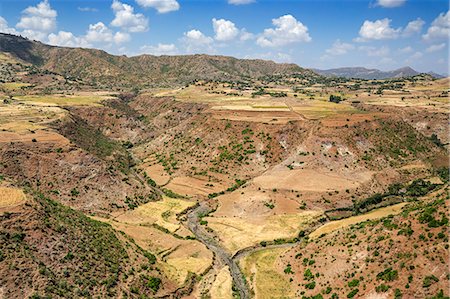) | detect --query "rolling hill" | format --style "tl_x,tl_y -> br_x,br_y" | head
313,66 -> 443,80
0,33 -> 313,88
